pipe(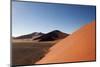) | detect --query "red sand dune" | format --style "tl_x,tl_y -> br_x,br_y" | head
36,21 -> 96,64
